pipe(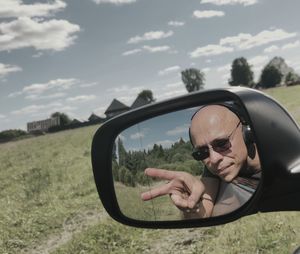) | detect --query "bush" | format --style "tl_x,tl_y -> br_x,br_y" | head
0,129 -> 28,143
